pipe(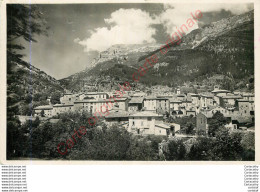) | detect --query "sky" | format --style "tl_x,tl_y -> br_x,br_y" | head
17,3 -> 253,79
